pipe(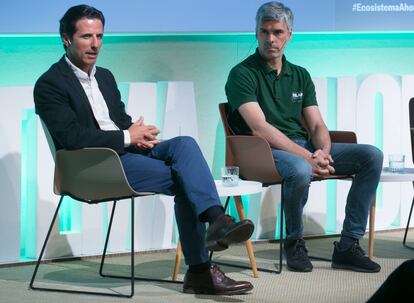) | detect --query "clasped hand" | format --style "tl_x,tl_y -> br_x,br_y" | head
310,149 -> 335,177
128,116 -> 160,150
